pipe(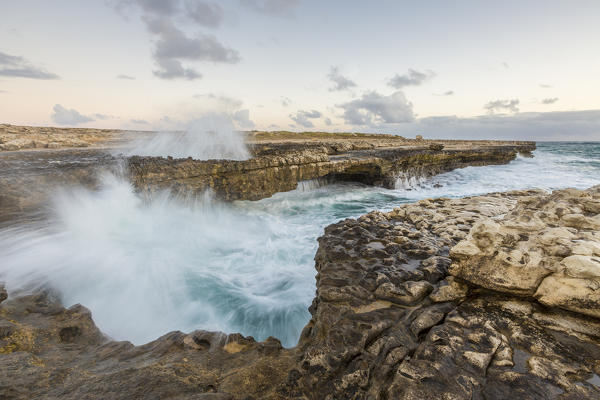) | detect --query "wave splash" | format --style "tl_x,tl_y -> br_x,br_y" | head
124,114 -> 250,160
0,173 -> 313,346
0,143 -> 598,348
